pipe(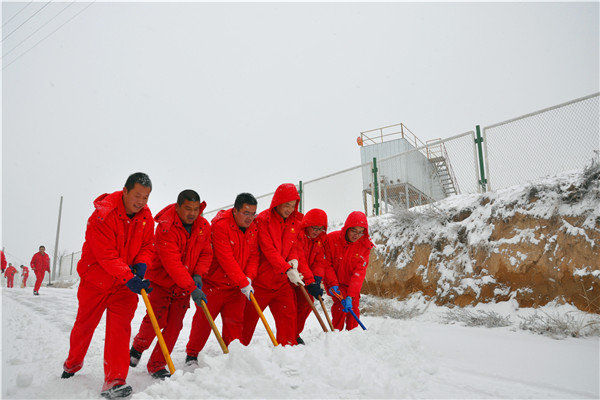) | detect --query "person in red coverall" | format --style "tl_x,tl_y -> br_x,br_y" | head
4,263 -> 18,288
325,211 -> 374,331
130,189 -> 213,379
61,172 -> 155,400
30,245 -> 50,295
1,250 -> 7,273
294,209 -> 332,343
21,265 -> 30,288
186,193 -> 259,363
241,183 -> 315,346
